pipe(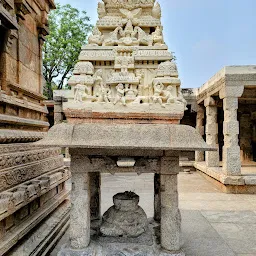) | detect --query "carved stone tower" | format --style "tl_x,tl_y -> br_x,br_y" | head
57,0 -> 186,124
